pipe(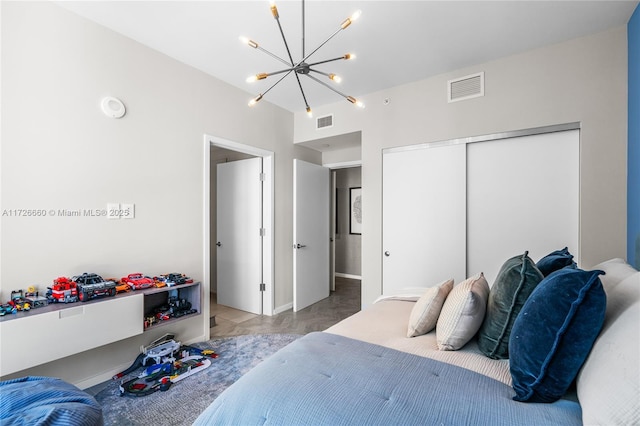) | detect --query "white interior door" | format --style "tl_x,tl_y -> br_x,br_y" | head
382,144 -> 467,295
293,159 -> 330,311
217,157 -> 262,314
